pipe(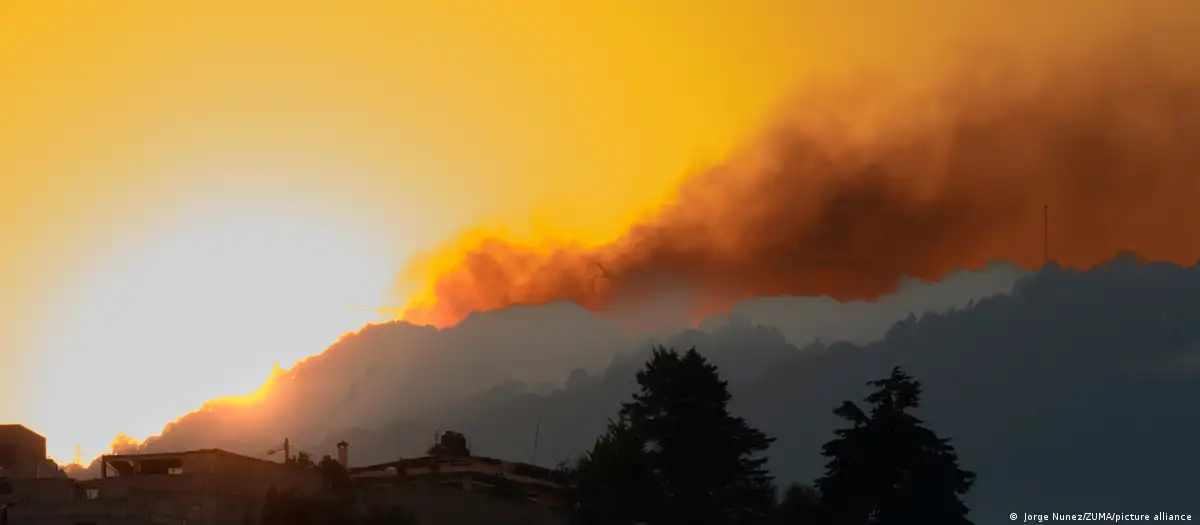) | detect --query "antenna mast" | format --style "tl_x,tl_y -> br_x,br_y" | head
1044,204 -> 1049,265
530,413 -> 542,465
